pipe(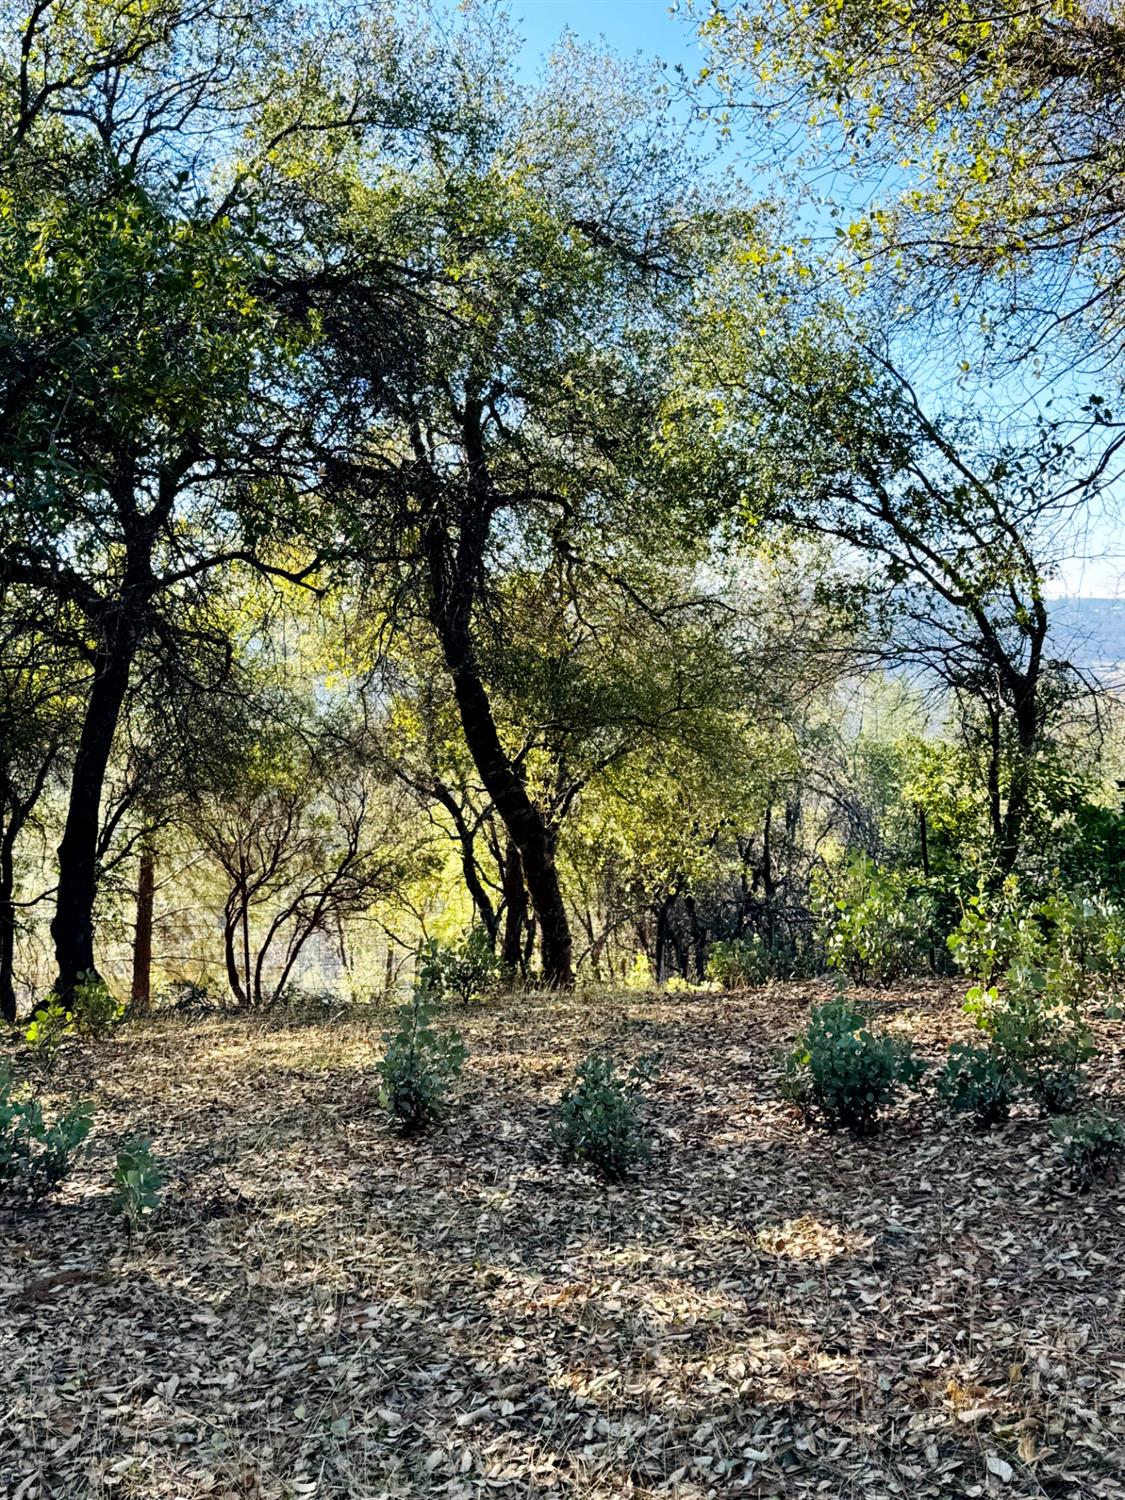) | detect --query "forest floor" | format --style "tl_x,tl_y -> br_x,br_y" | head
2,983 -> 1125,1500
